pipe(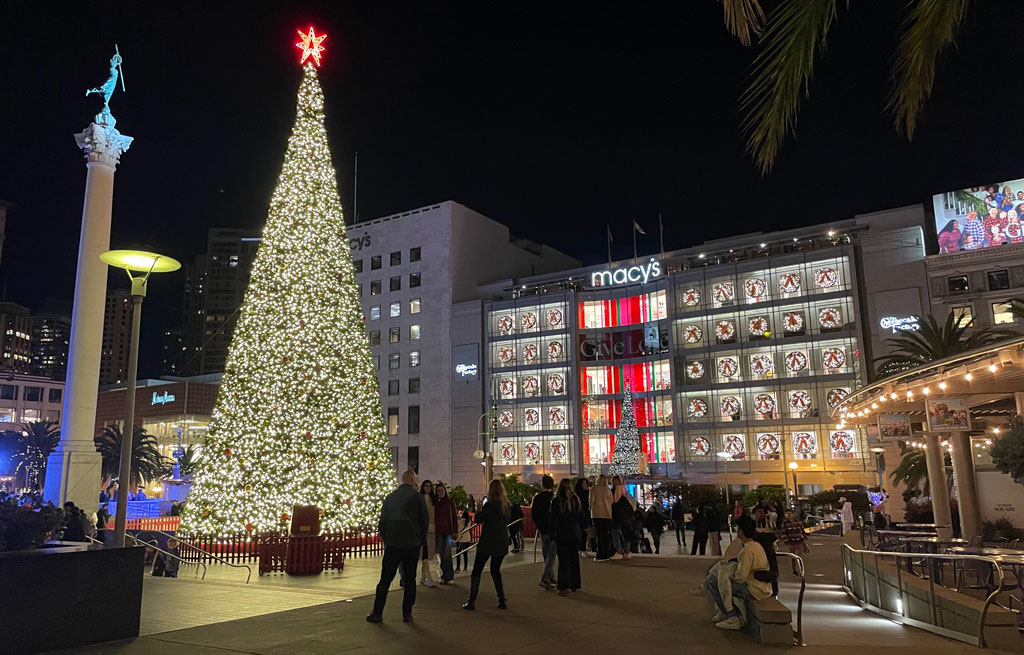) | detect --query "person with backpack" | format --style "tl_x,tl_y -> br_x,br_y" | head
550,478 -> 583,595
531,475 -> 556,589
706,515 -> 773,630
610,475 -> 636,560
